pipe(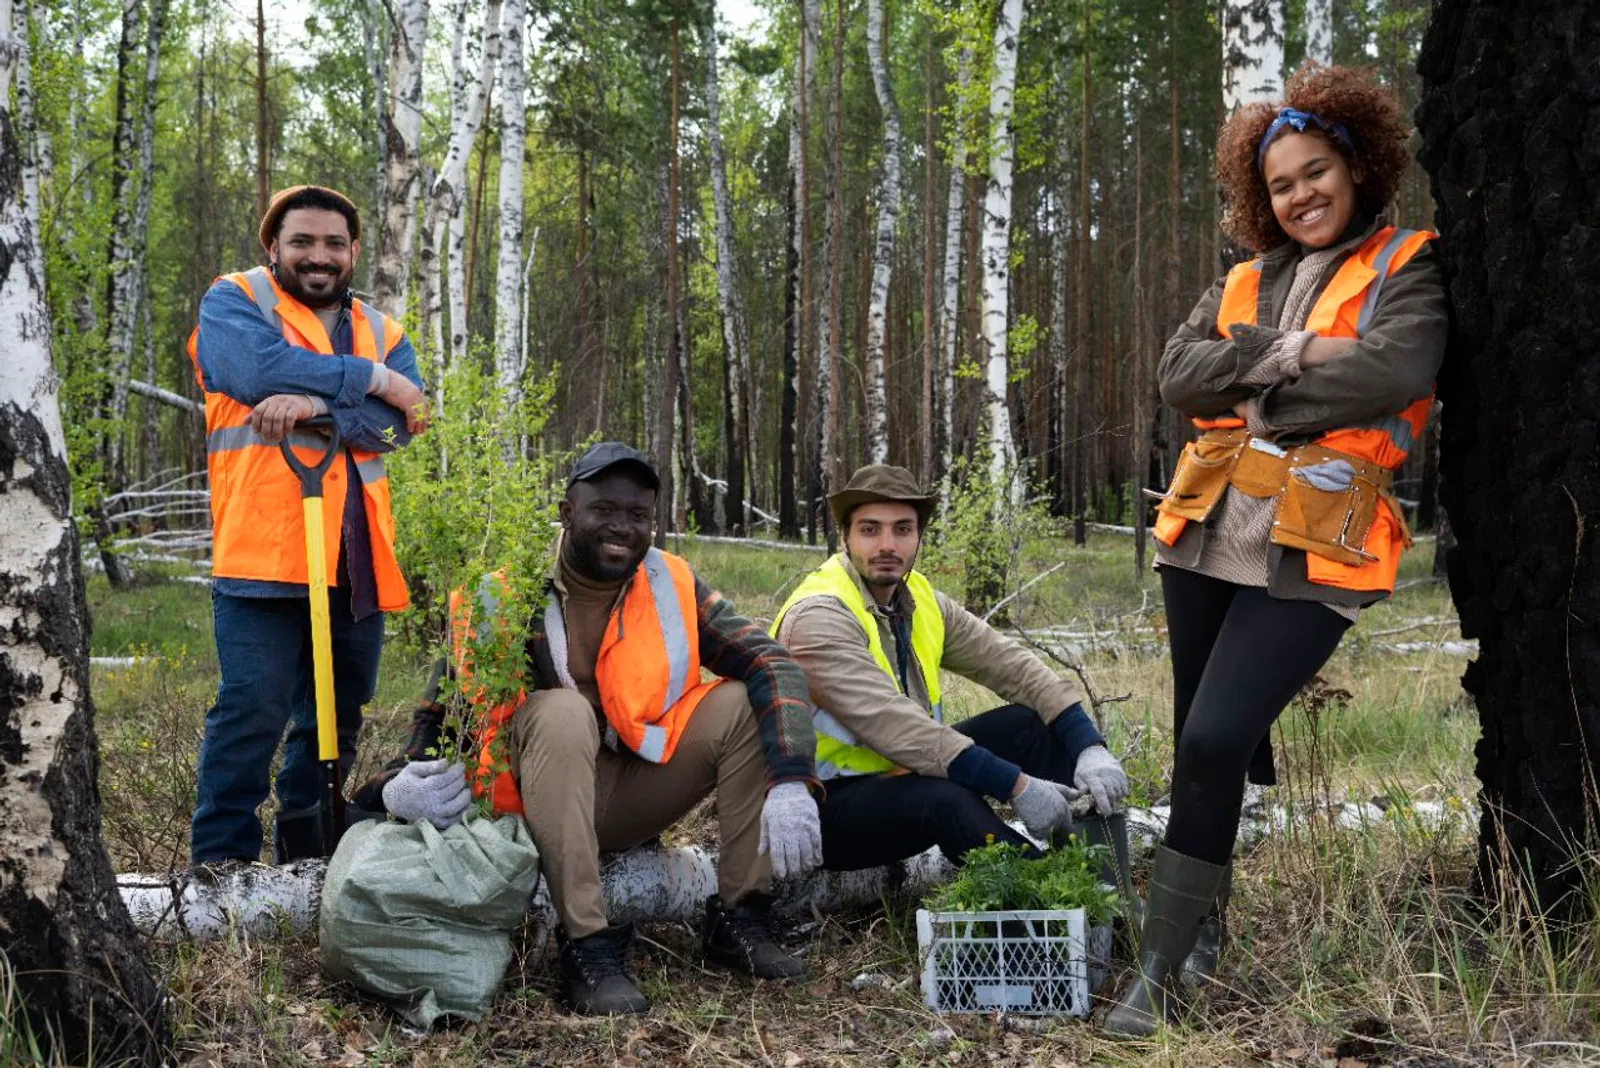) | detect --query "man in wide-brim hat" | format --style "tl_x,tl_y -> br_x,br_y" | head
769,463 -> 1130,870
